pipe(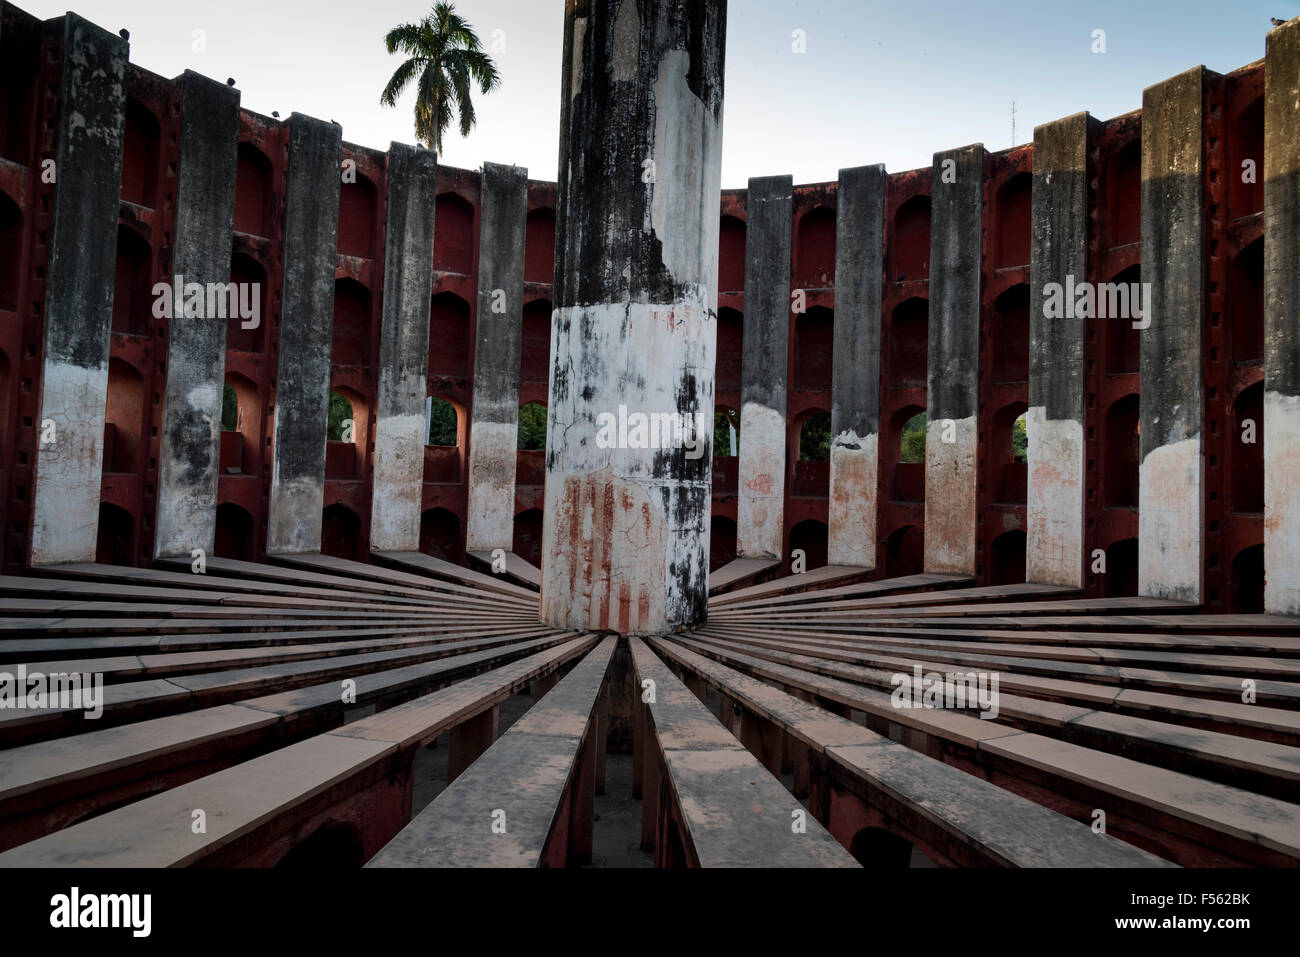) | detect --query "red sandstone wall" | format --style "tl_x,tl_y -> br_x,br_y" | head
0,9 -> 1268,611
0,5 -> 50,575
